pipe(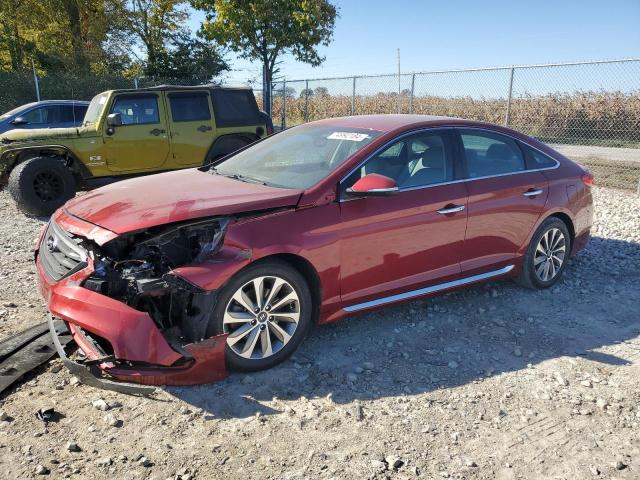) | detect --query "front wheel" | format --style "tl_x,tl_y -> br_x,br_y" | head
517,217 -> 571,289
8,157 -> 76,216
207,260 -> 313,372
